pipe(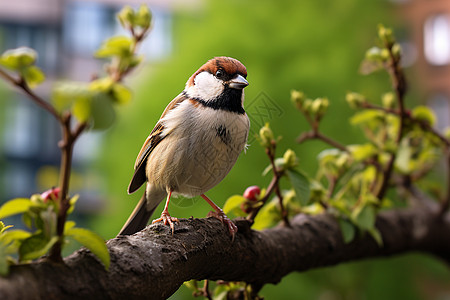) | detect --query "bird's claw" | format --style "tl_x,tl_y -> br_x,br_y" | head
207,210 -> 238,241
152,212 -> 179,235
